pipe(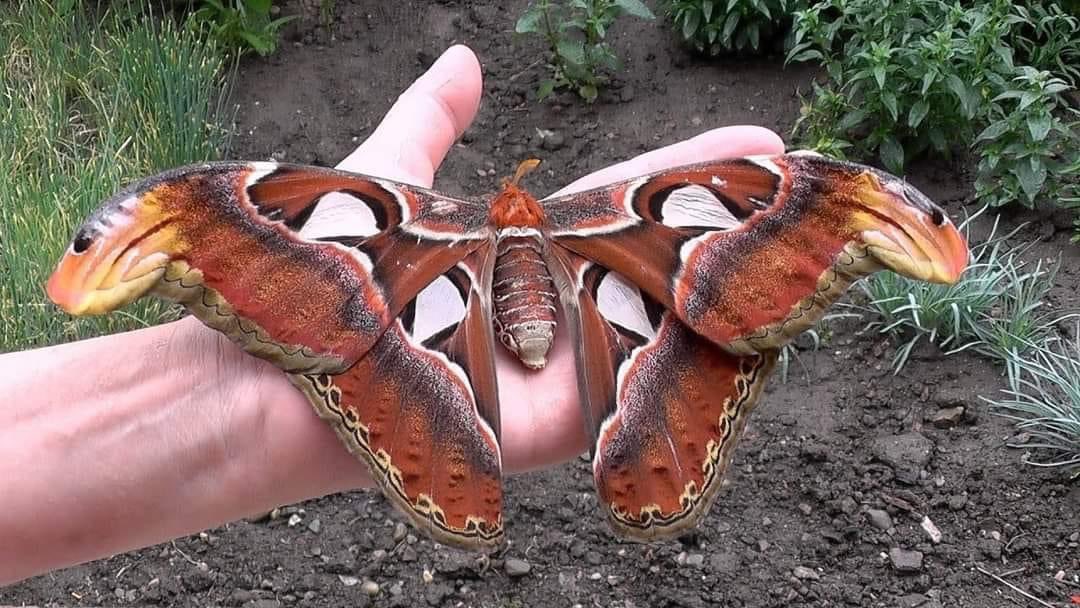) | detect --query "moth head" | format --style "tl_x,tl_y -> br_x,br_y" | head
844,168 -> 968,284
46,184 -> 188,316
